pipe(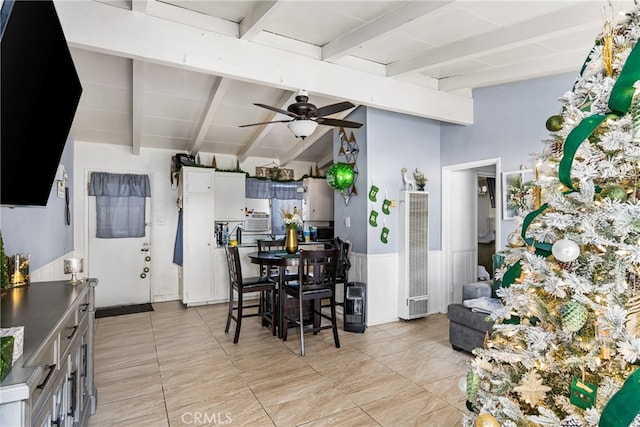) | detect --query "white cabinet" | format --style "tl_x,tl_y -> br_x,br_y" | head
398,191 -> 429,320
302,178 -> 334,221
214,171 -> 246,221
179,167 -> 216,306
